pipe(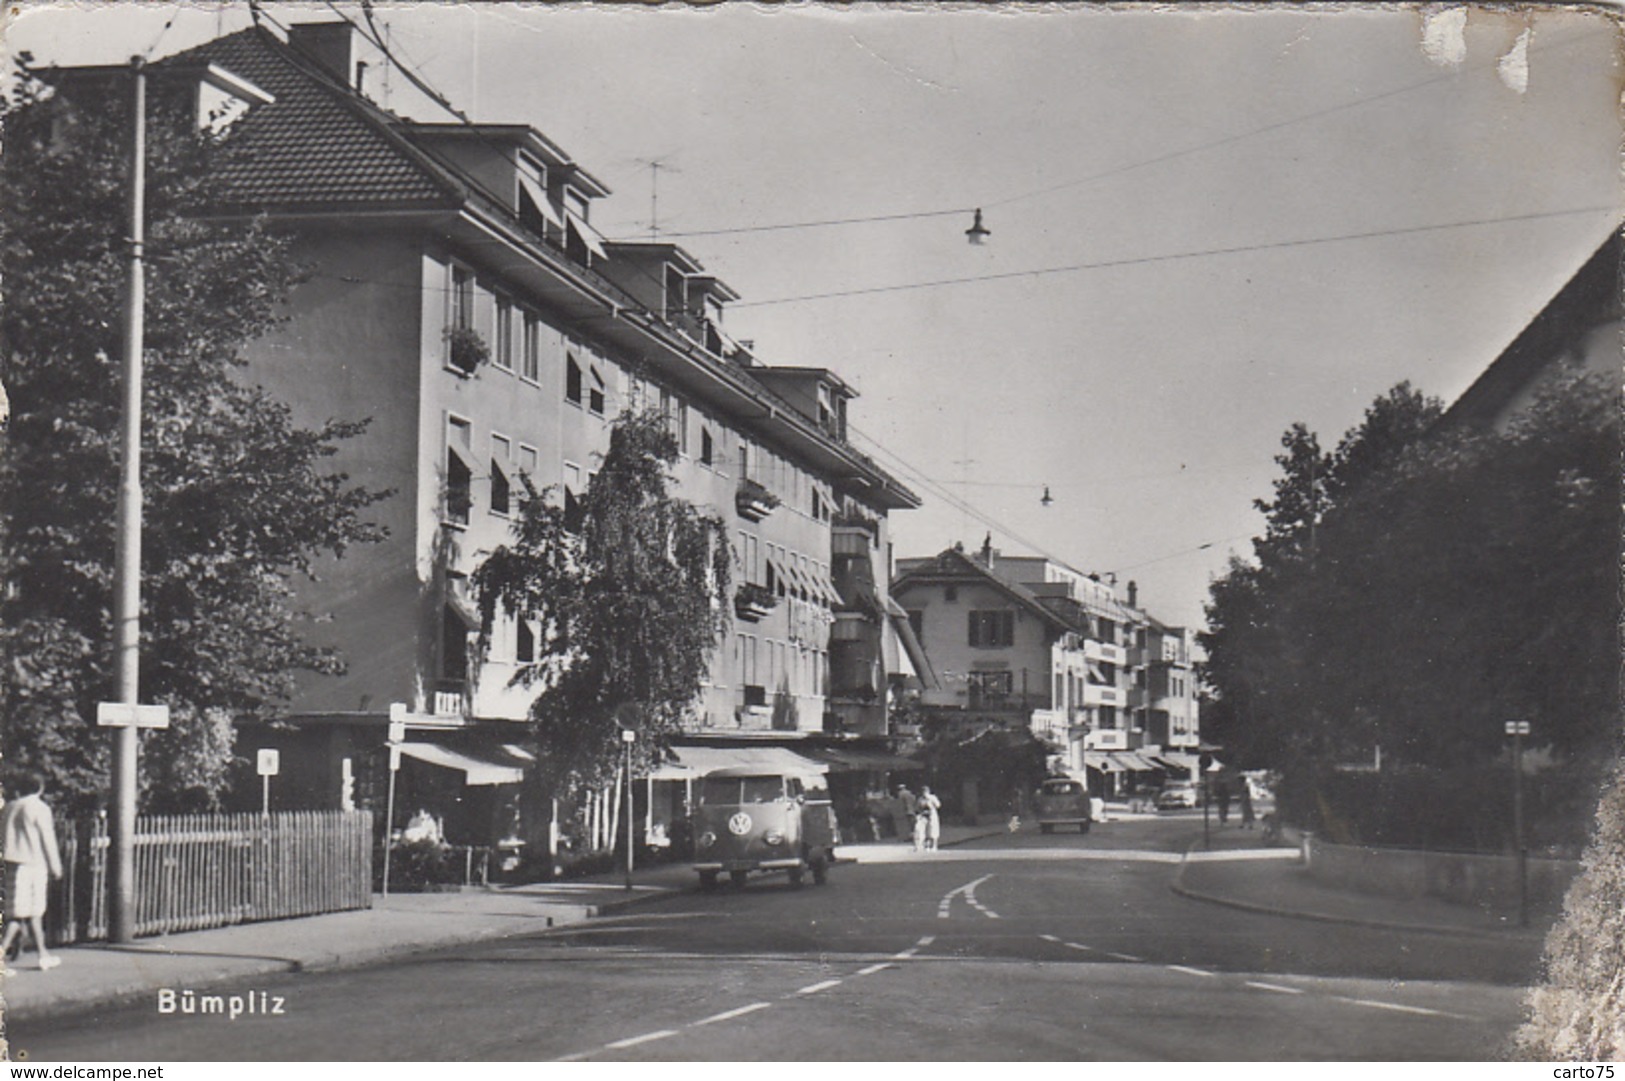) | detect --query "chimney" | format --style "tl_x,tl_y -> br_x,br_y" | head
1127,580 -> 1138,608
979,532 -> 993,567
287,21 -> 360,89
